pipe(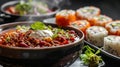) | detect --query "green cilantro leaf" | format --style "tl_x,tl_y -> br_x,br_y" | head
31,21 -> 47,30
